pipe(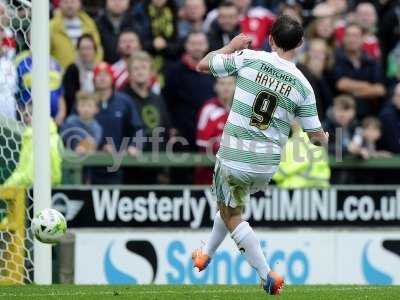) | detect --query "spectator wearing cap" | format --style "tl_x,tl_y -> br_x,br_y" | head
63,34 -> 97,116
92,62 -> 142,184
111,30 -> 142,90
207,1 -> 241,51
333,23 -> 385,118
96,0 -> 141,64
163,31 -> 214,150
50,0 -> 103,69
379,83 -> 400,154
178,0 -> 207,39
